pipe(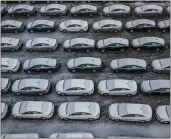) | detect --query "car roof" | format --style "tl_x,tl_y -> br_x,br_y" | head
108,4 -> 130,11
70,38 -> 94,46
140,4 -> 162,11
31,37 -> 56,46
76,4 -> 96,11
99,19 -> 121,27
2,37 -> 19,46
103,38 -> 129,46
29,58 -> 56,67
138,37 -> 164,45
2,20 -> 22,27
32,20 -> 54,27
159,58 -> 170,68
13,4 -> 33,11
65,20 -> 86,26
132,19 -> 155,26
45,4 -> 65,10
150,80 -> 170,90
